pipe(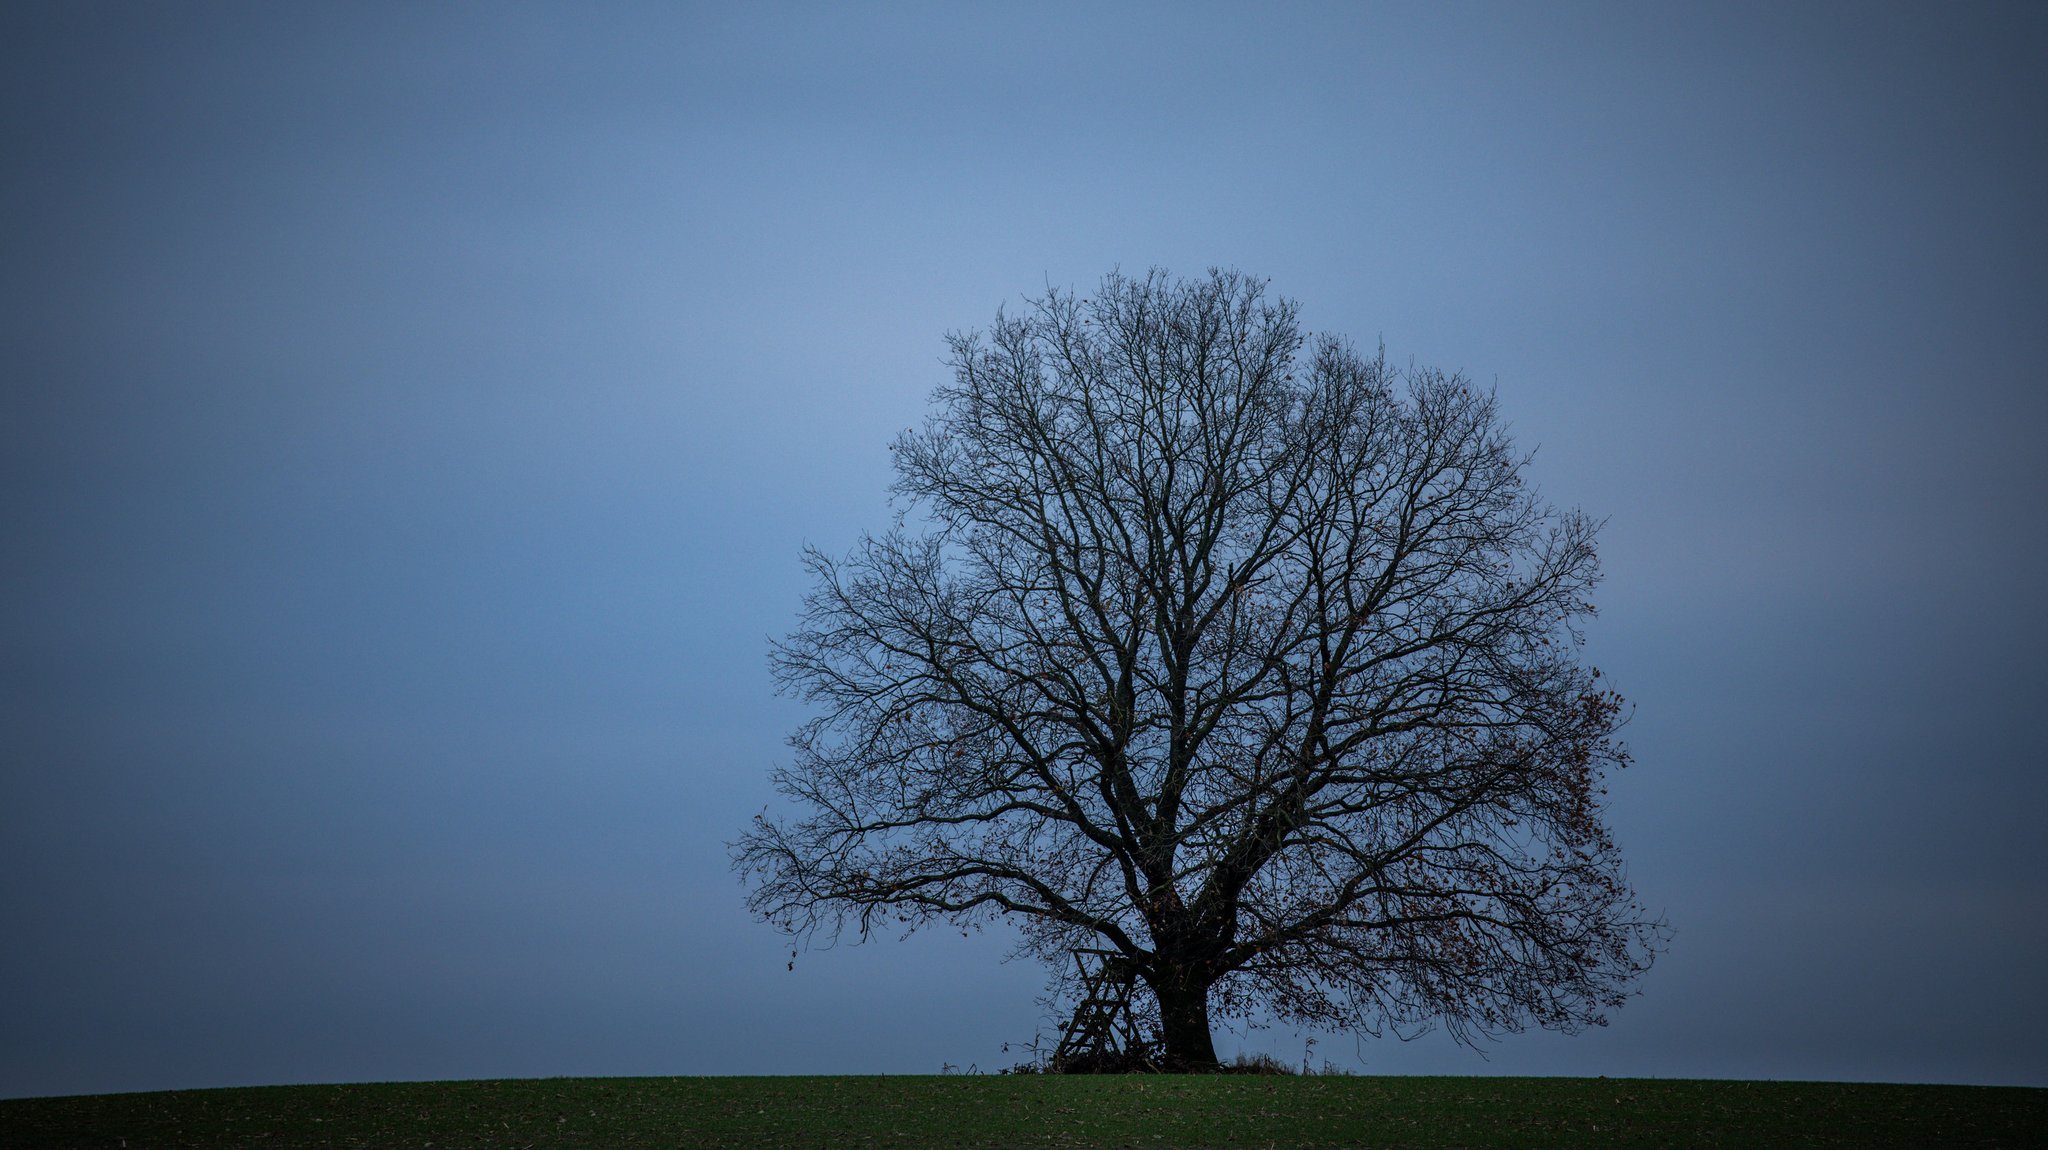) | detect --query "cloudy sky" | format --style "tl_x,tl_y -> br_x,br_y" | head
4,1 -> 2043,1098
